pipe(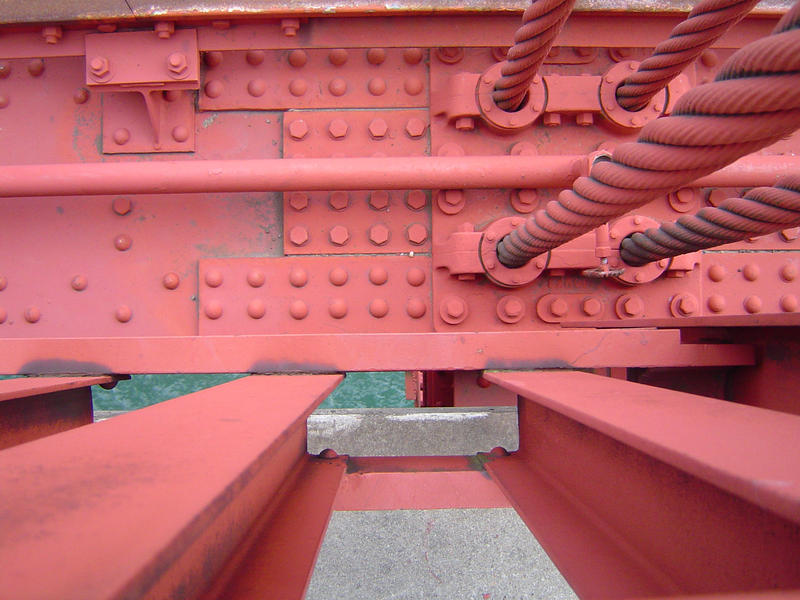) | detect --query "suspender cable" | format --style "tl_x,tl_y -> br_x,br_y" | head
496,0 -> 800,269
